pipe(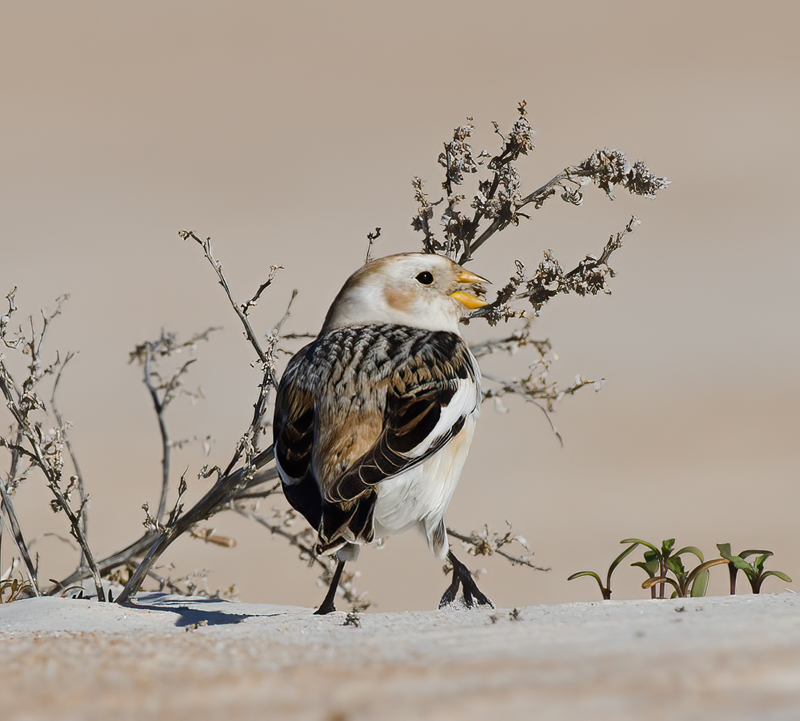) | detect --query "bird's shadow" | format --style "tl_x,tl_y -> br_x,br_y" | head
121,594 -> 282,628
